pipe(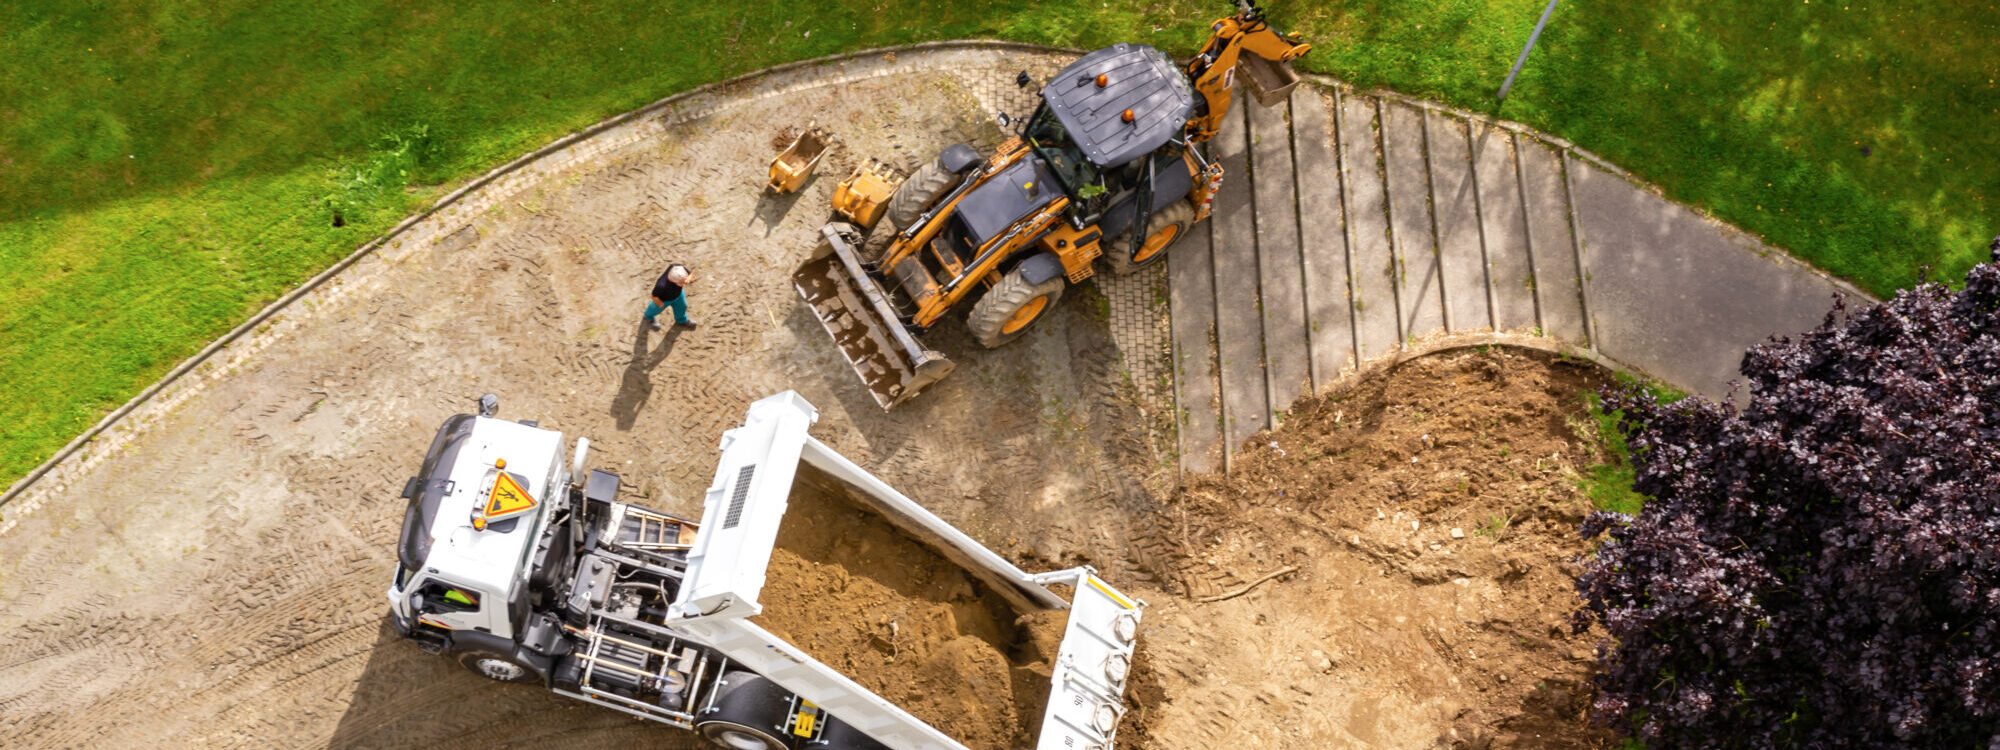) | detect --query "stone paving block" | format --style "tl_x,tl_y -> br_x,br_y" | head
1248,98 -> 1311,416
1339,94 -> 1401,361
1518,137 -> 1589,343
1209,99 -> 1269,465
1472,122 -> 1538,331
1571,163 -> 1855,399
1424,112 -> 1493,332
1290,86 -> 1355,388
1169,229 -> 1223,474
1383,102 -> 1445,341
